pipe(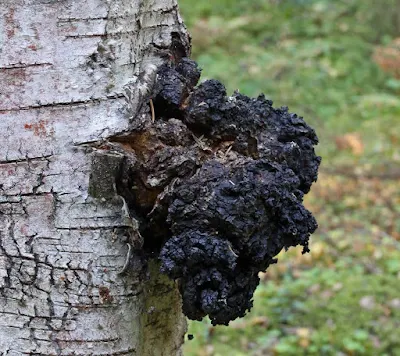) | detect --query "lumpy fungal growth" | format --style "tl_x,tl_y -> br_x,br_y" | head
117,58 -> 321,325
